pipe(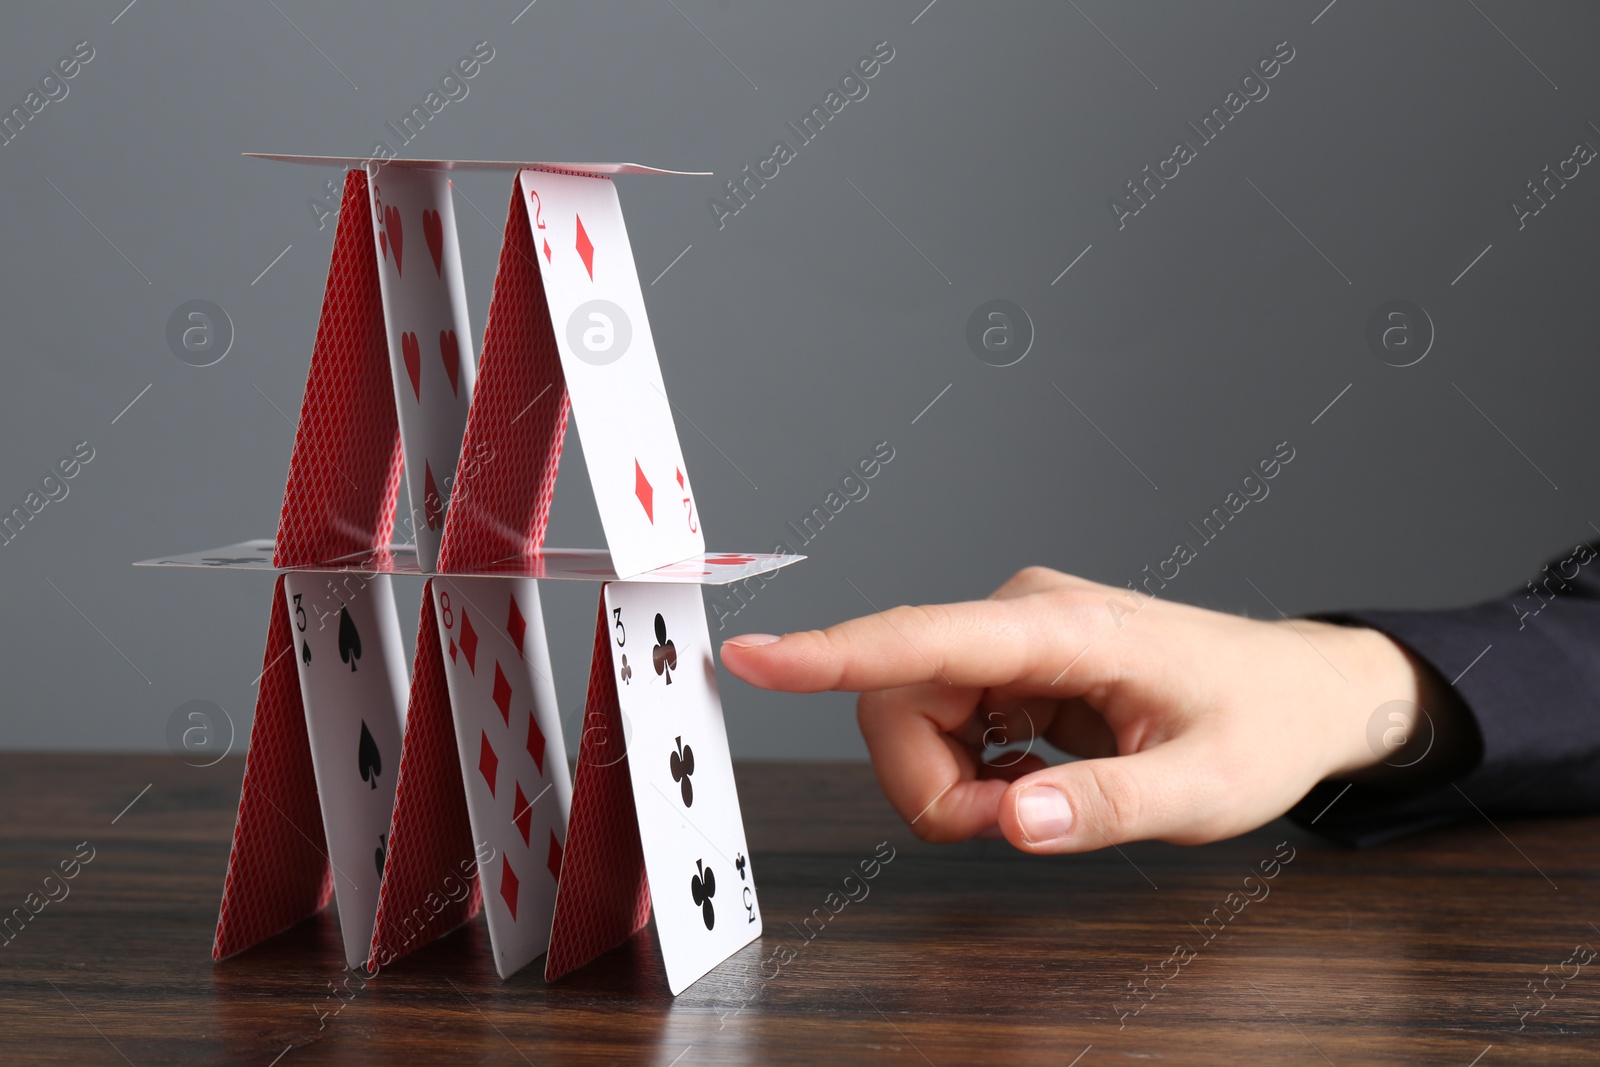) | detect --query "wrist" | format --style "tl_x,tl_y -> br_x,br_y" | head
1308,622 -> 1479,786
1325,624 -> 1426,777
